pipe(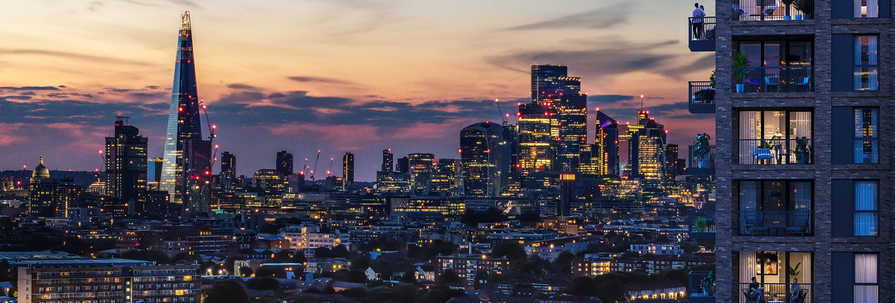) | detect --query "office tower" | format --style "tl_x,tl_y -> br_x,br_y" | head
382,148 -> 394,172
431,158 -> 460,195
342,152 -> 354,191
104,118 -> 148,216
160,11 -> 212,214
593,110 -> 619,177
397,156 -> 410,174
147,157 -> 164,190
664,144 -> 684,179
220,152 -> 236,178
27,157 -> 79,218
276,150 -> 293,177
516,101 -> 557,178
557,173 -> 576,217
531,64 -> 571,99
628,110 -> 666,181
406,153 -> 435,194
685,2 -> 893,302
554,83 -> 588,172
460,122 -> 512,197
